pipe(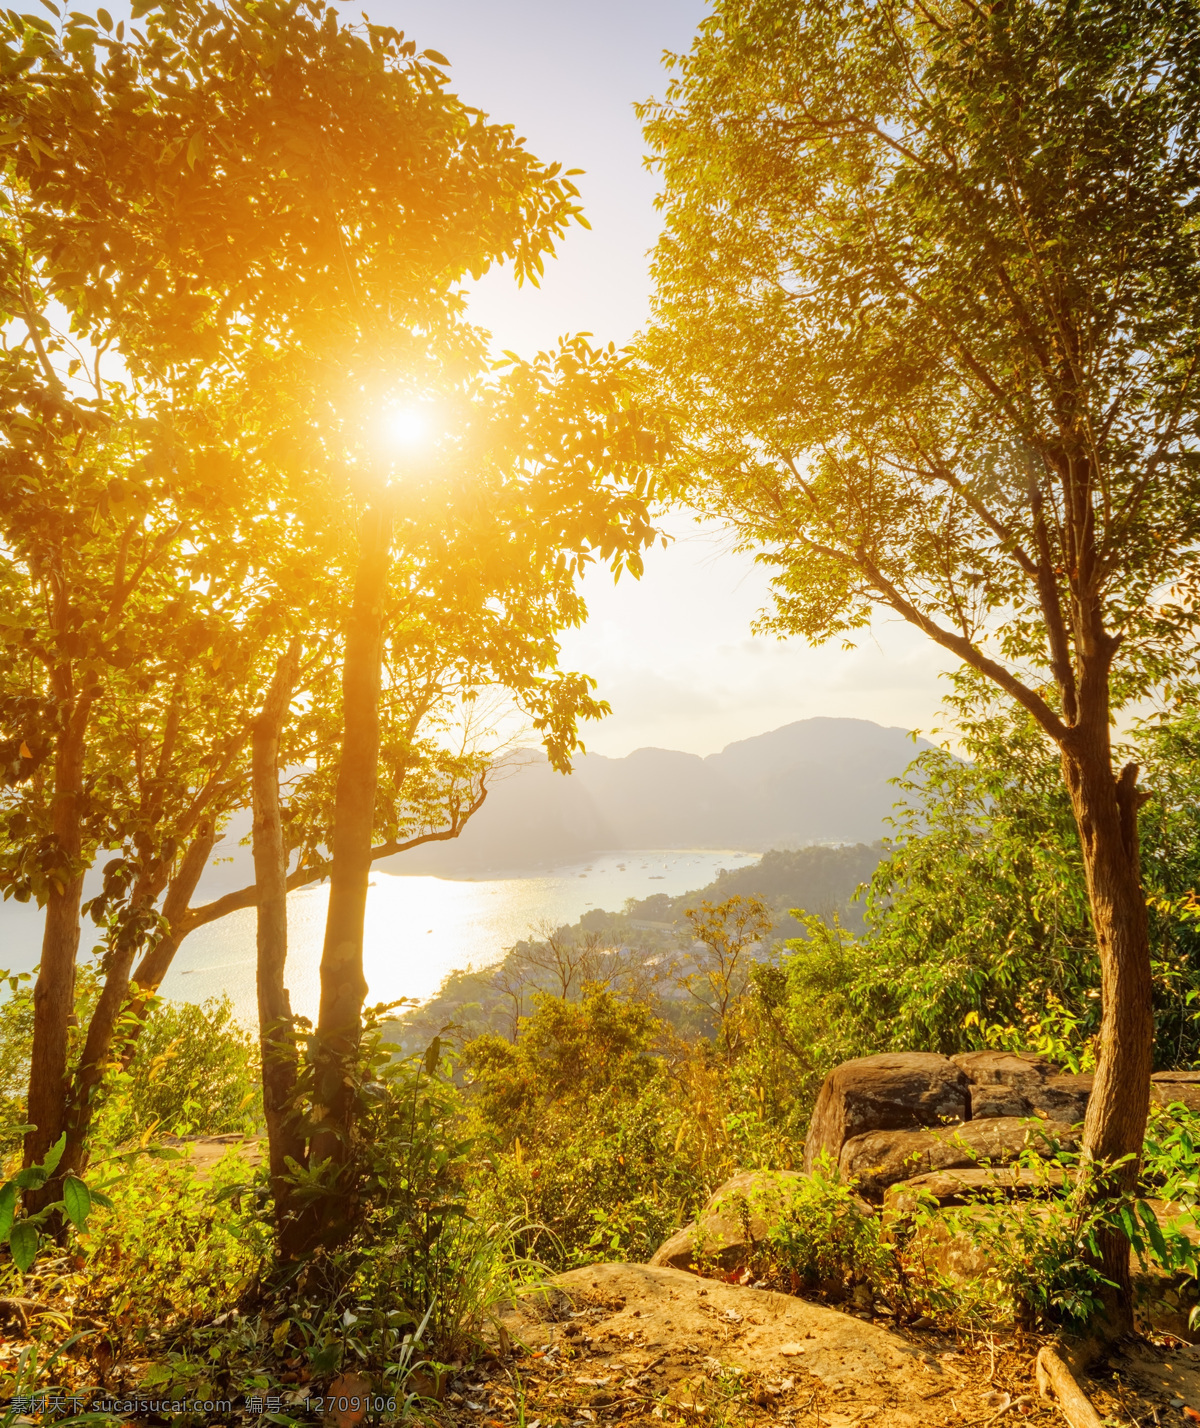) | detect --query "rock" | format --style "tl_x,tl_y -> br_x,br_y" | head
503,1262 -> 952,1417
1151,1080 -> 1200,1115
883,1163 -> 1071,1212
1152,1070 -> 1200,1083
967,1083 -> 1035,1118
1025,1073 -> 1092,1125
965,1073 -> 1091,1123
803,1053 -> 969,1173
649,1170 -> 812,1274
951,1050 -> 1058,1087
839,1117 -> 1079,1200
